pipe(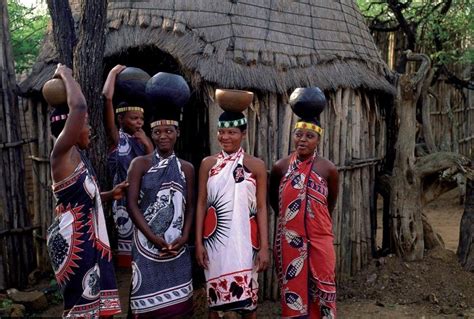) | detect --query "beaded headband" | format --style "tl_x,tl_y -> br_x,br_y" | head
51,114 -> 68,123
217,117 -> 247,128
150,120 -> 179,128
294,121 -> 324,135
115,106 -> 144,114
